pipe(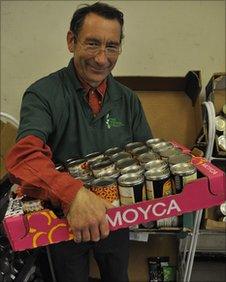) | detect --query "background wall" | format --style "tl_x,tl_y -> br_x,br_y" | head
1,0 -> 225,121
